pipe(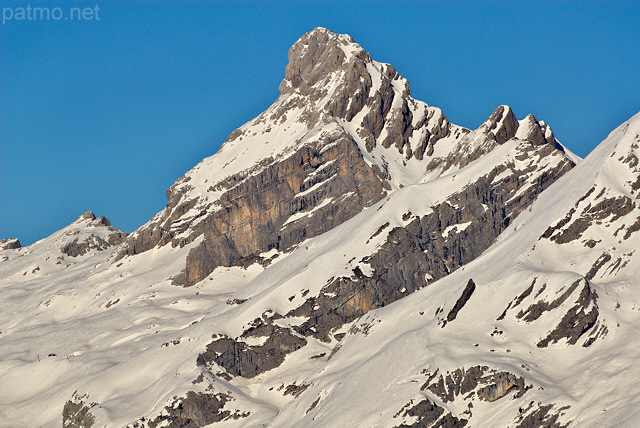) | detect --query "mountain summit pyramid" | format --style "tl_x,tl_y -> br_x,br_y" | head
2,28 -> 639,428
118,27 -> 573,287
